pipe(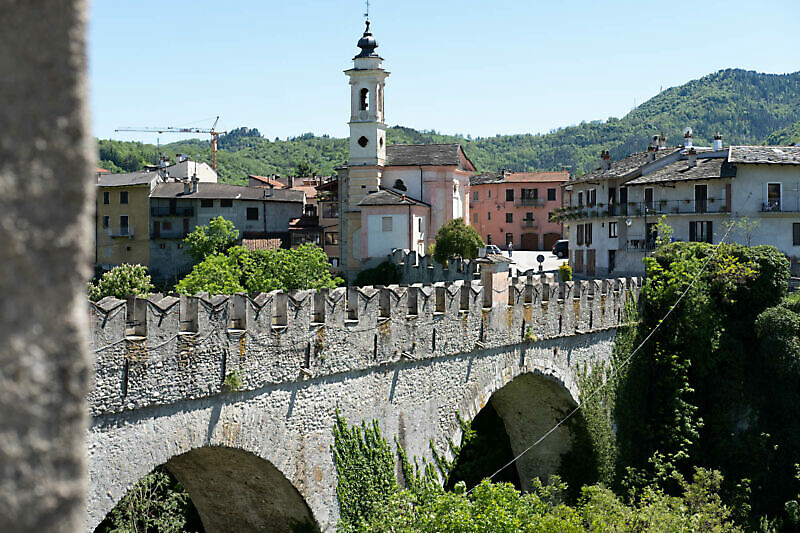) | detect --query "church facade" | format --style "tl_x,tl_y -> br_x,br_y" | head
338,21 -> 476,279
